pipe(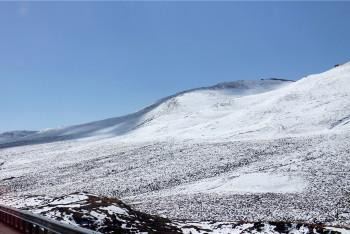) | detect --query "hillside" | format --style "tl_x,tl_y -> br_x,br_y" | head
0,78 -> 292,147
3,192 -> 346,234
1,63 -> 350,233
1,63 -> 350,147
